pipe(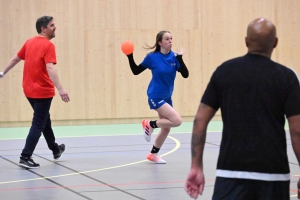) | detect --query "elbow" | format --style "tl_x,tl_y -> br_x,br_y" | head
182,72 -> 189,78
132,68 -> 144,75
